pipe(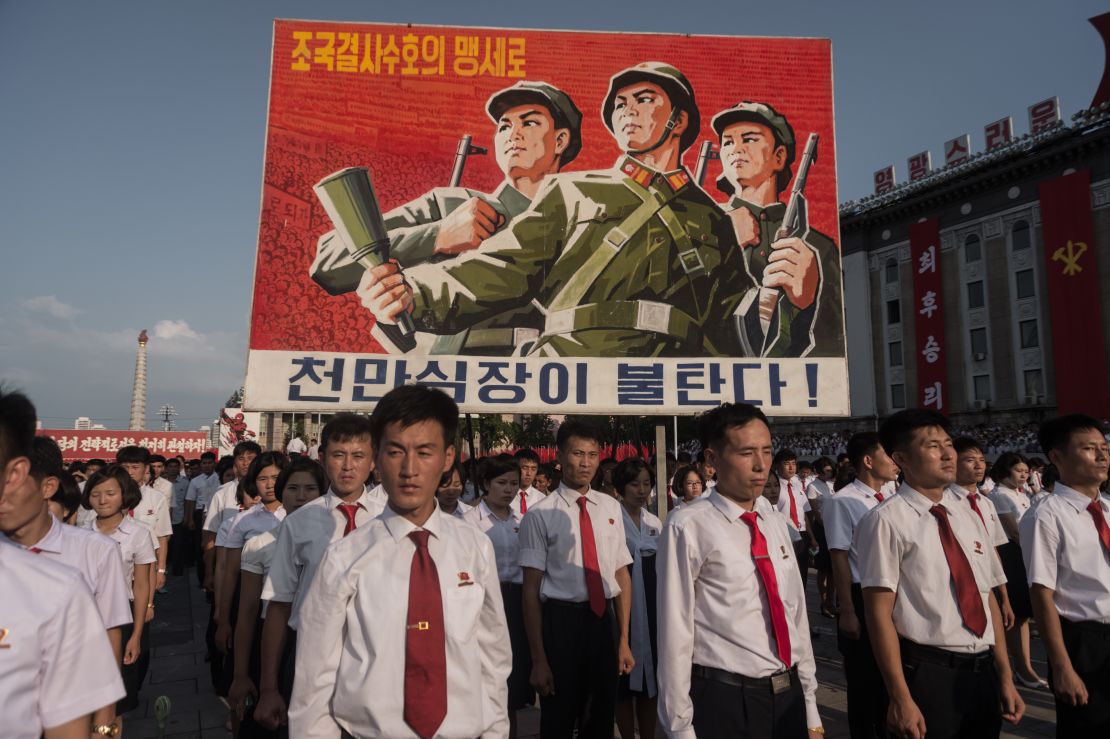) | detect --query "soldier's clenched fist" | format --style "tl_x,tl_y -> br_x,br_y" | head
764,236 -> 818,310
433,197 -> 505,255
728,206 -> 761,248
357,261 -> 414,325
